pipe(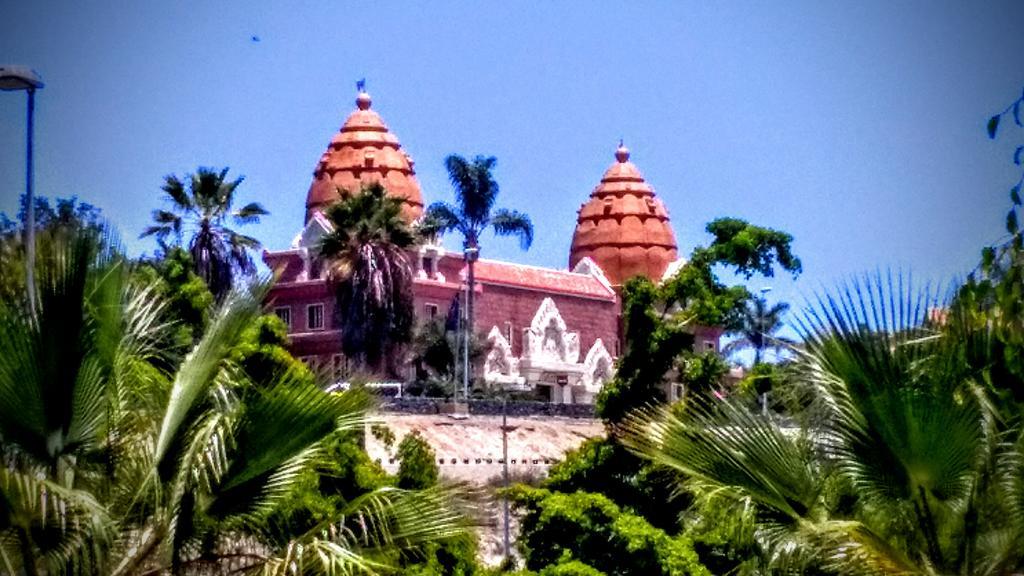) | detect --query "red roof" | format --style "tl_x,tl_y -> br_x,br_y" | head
468,259 -> 616,301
